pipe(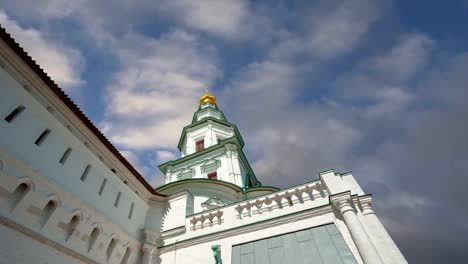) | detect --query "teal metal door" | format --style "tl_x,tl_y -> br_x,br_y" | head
231,224 -> 357,264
